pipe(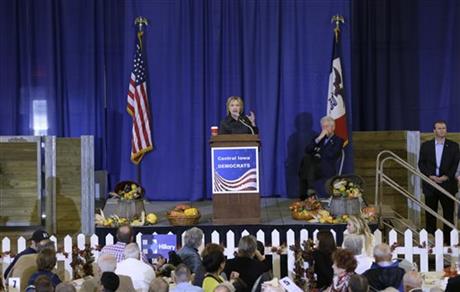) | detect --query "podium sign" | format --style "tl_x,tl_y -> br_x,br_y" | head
209,134 -> 261,224
211,146 -> 259,194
